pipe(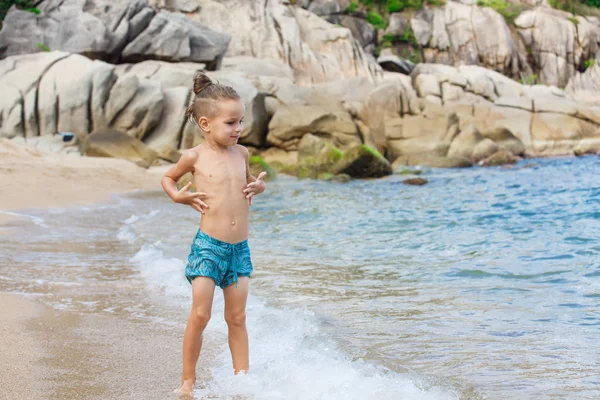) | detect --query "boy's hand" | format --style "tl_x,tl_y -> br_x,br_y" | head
175,182 -> 209,214
243,172 -> 267,206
